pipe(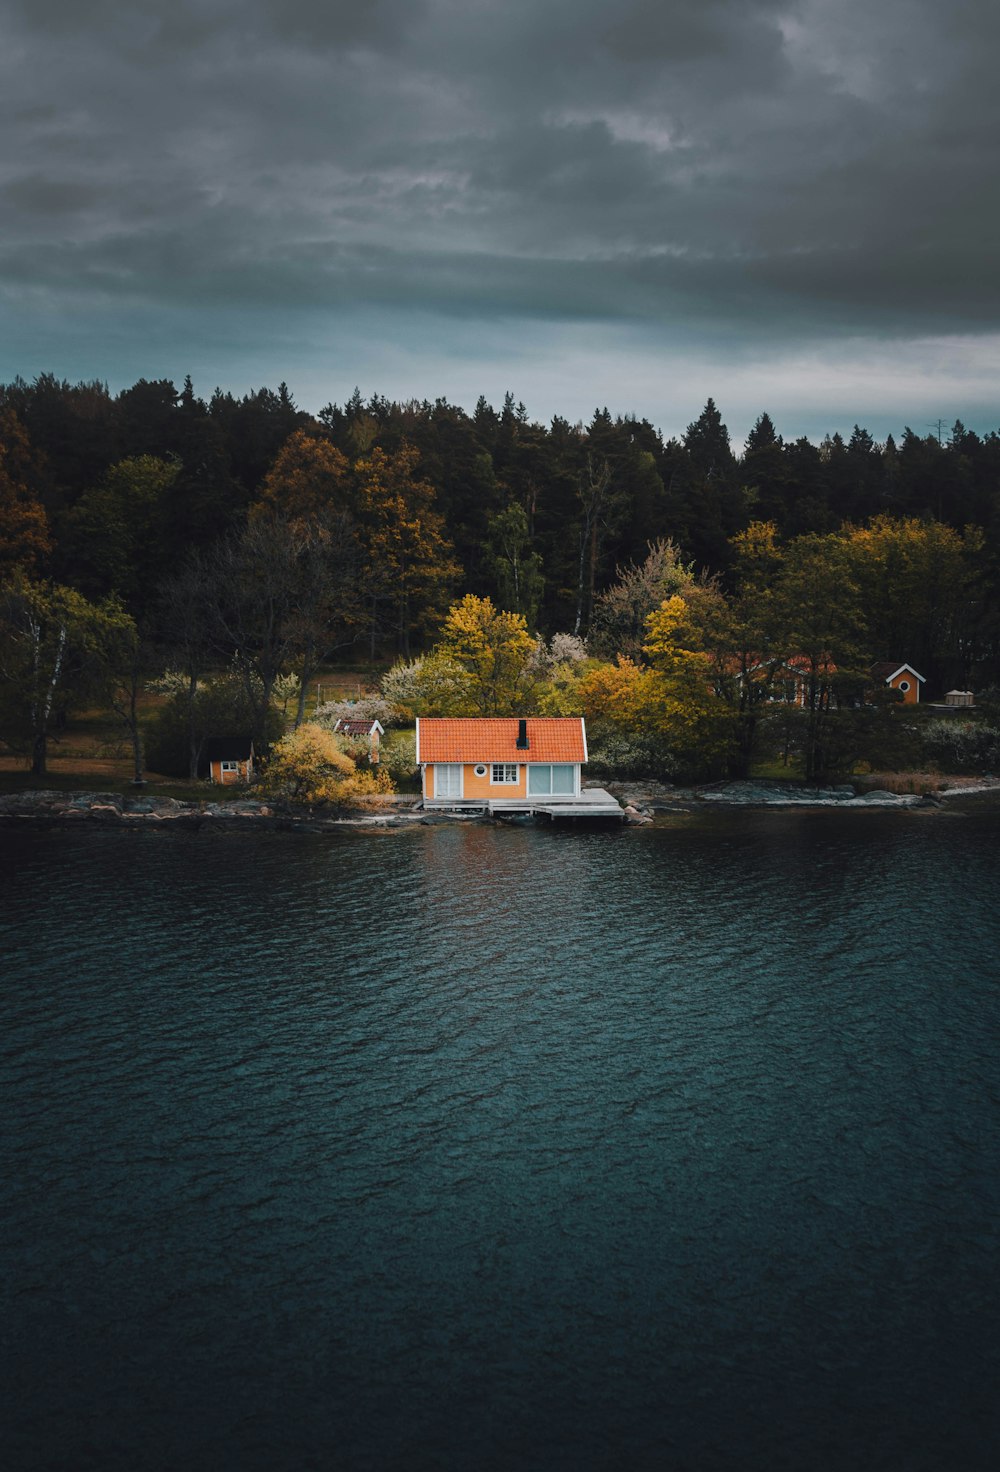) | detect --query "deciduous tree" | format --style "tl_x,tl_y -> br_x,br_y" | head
263,722 -> 392,805
590,538 -> 695,659
65,455 -> 180,609
770,534 -> 868,780
0,572 -> 129,775
0,409 -> 51,576
434,594 -> 541,715
484,502 -> 544,625
354,444 -> 458,656
253,430 -> 351,520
